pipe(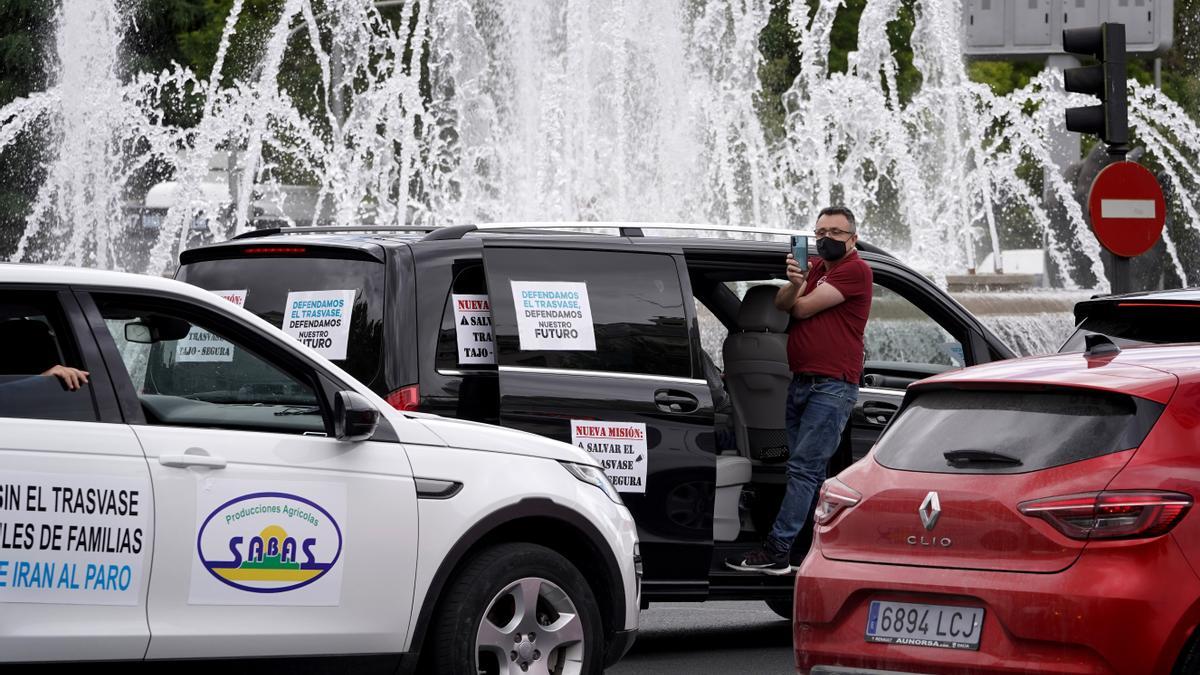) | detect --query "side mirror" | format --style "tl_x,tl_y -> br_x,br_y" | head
334,391 -> 379,442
